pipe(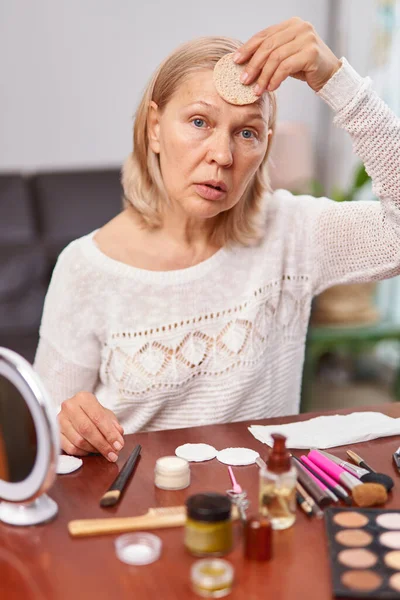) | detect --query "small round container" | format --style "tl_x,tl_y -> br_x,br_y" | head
114,532 -> 162,565
185,493 -> 233,557
191,558 -> 234,598
154,455 -> 190,490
